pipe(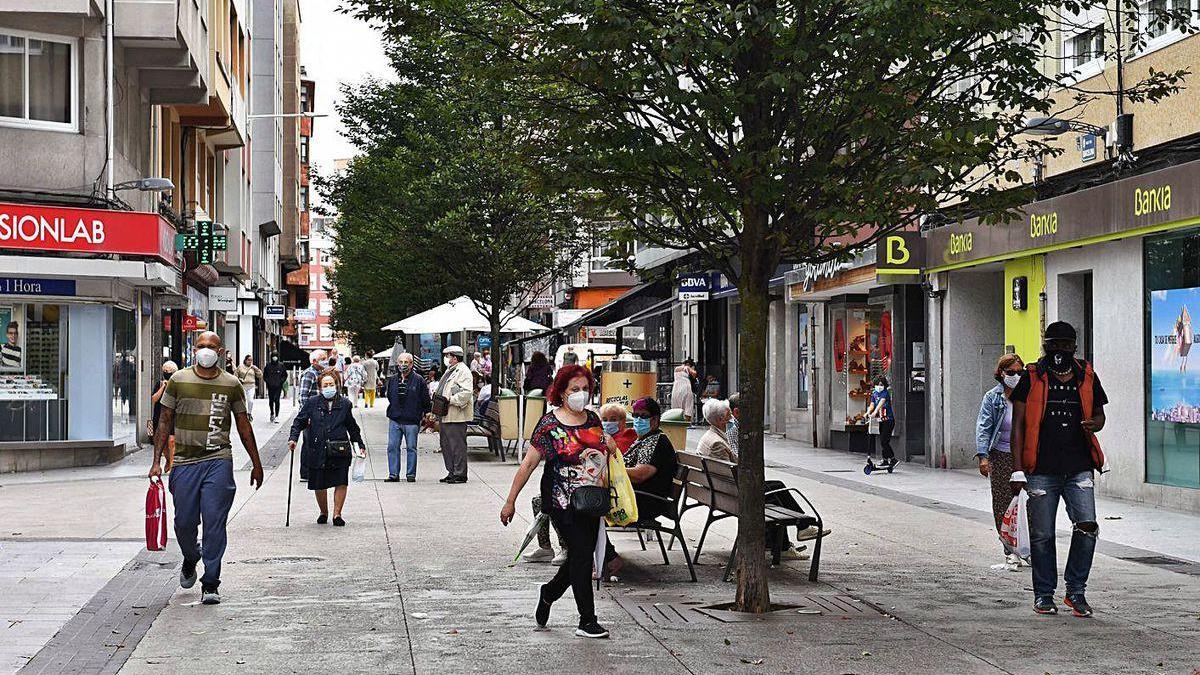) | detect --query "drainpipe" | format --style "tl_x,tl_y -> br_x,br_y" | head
105,0 -> 115,200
